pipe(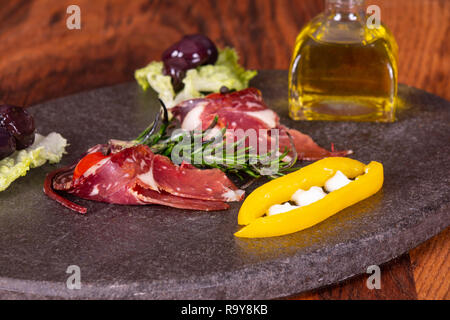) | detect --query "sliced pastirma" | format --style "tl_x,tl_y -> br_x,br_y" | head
171,88 -> 352,162
45,142 -> 244,214
234,158 -> 384,238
